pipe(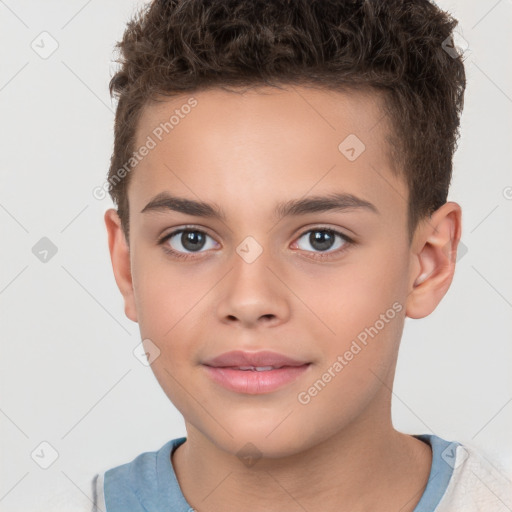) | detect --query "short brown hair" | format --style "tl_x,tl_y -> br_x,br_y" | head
108,0 -> 466,241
